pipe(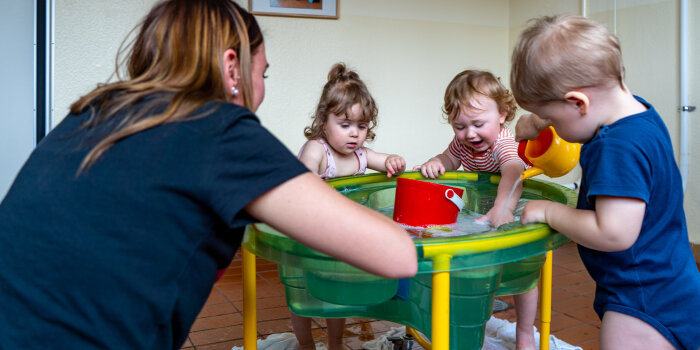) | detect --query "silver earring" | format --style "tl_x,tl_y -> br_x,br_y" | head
231,86 -> 239,96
